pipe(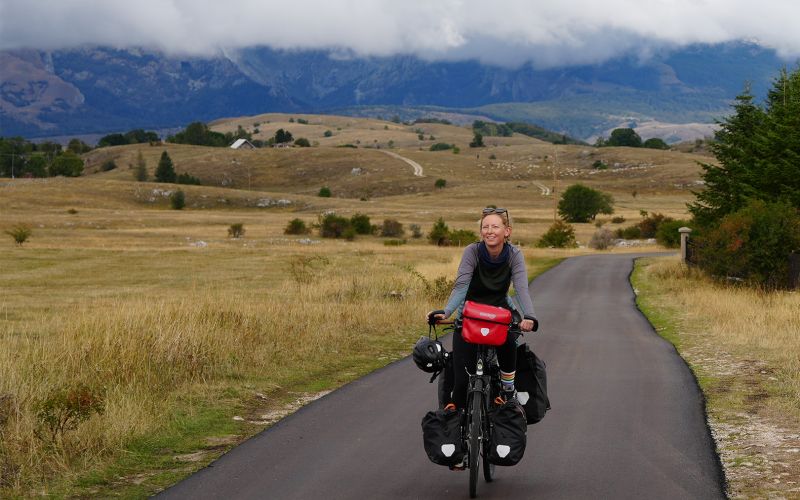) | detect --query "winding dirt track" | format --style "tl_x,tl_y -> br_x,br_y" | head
155,253 -> 725,500
379,150 -> 424,176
